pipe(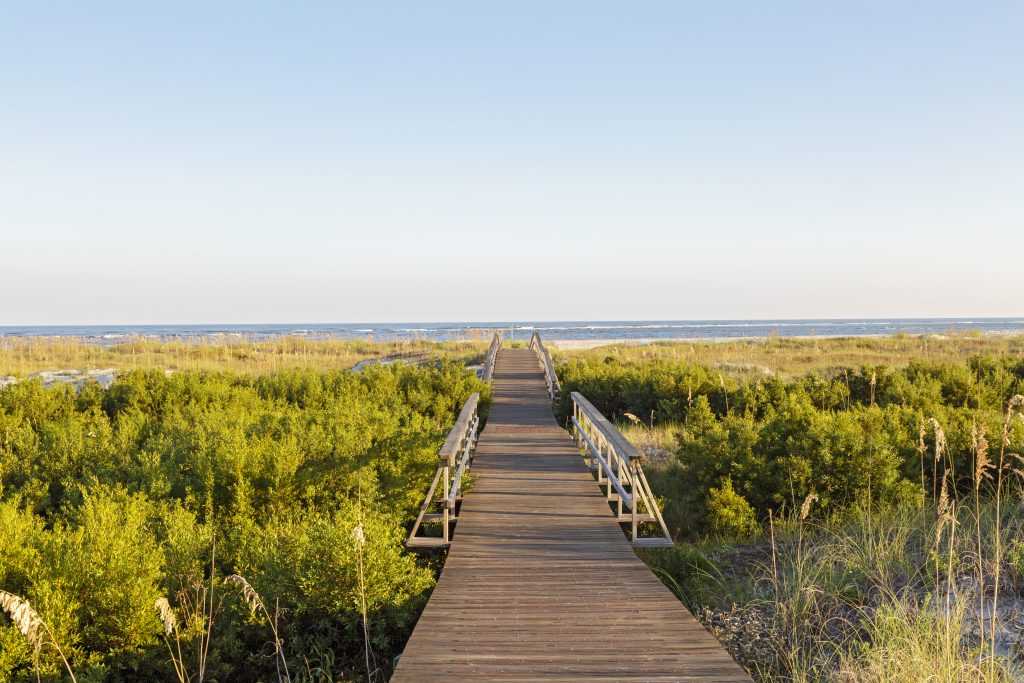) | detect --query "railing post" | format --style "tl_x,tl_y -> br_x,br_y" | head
574,401 -> 583,463
631,458 -> 639,540
616,453 -> 623,517
443,463 -> 450,543
482,331 -> 501,383
604,440 -> 613,501
569,390 -> 673,548
408,392 -> 483,548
